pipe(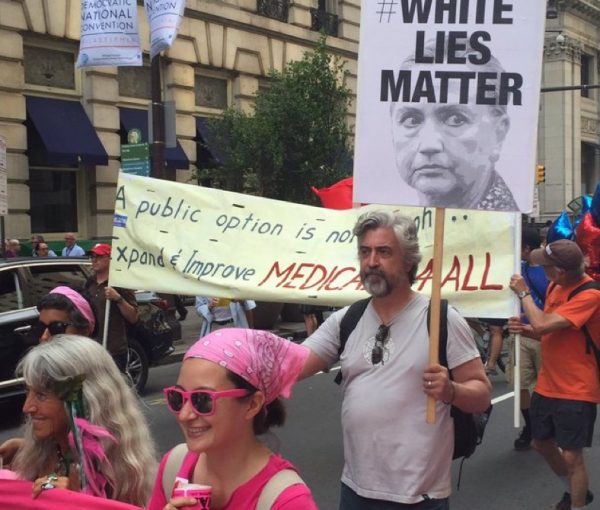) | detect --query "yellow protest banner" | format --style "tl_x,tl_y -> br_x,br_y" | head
110,173 -> 518,318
